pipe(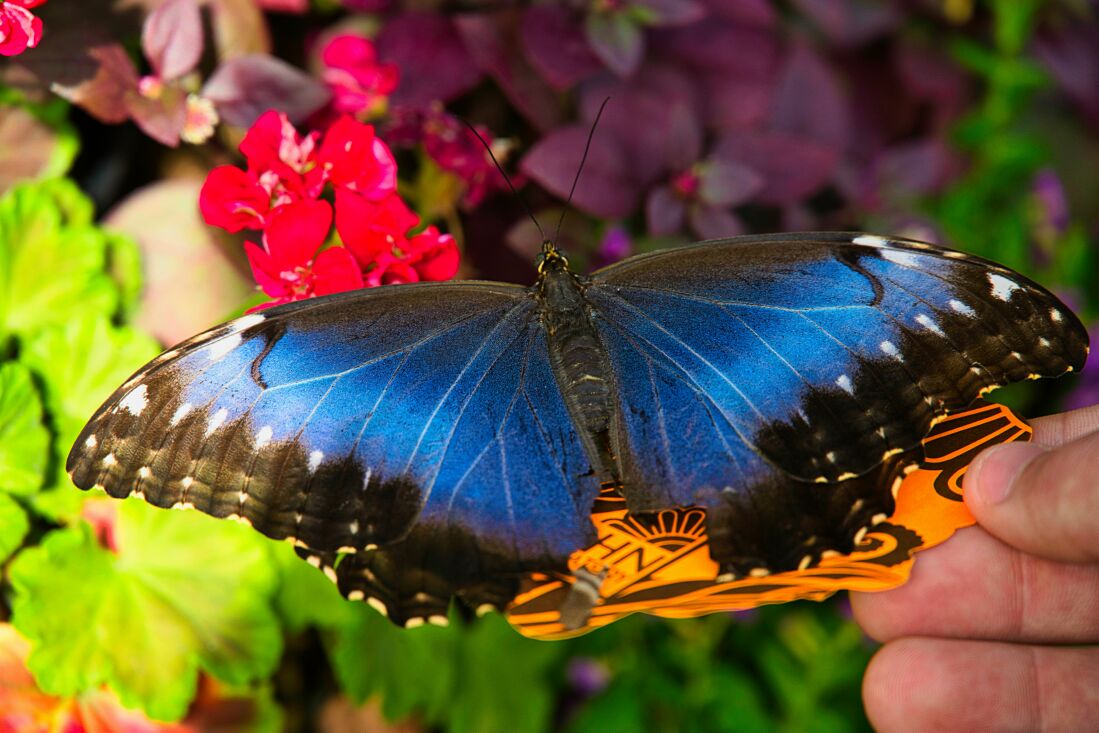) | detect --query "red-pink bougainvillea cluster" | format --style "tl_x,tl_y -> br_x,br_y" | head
0,0 -> 46,57
200,110 -> 458,310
